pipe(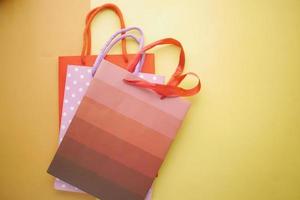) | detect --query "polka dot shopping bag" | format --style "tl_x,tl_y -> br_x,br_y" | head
54,27 -> 164,200
48,38 -> 201,200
